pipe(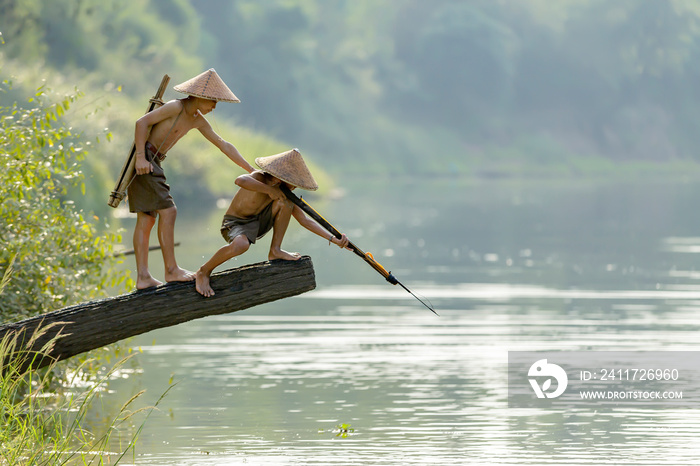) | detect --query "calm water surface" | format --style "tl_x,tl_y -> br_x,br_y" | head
107,177 -> 700,465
